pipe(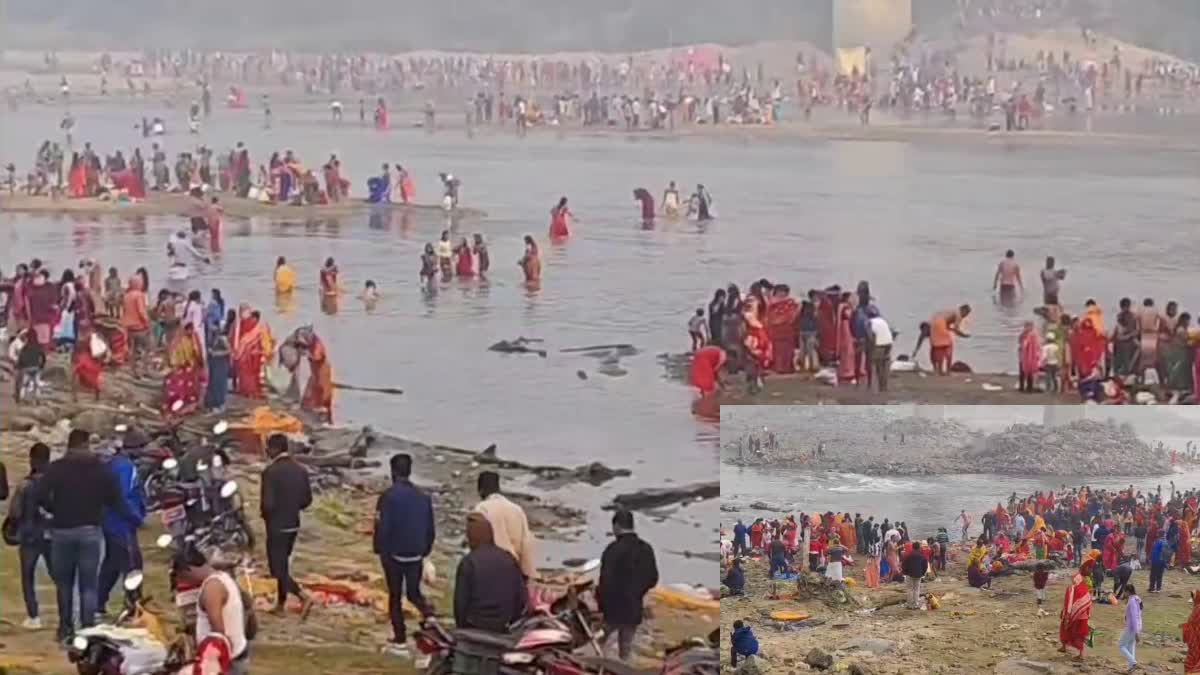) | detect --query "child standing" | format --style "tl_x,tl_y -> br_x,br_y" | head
798,299 -> 819,372
1033,561 -> 1049,606
1119,583 -> 1142,670
1042,330 -> 1061,393
688,308 -> 707,351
